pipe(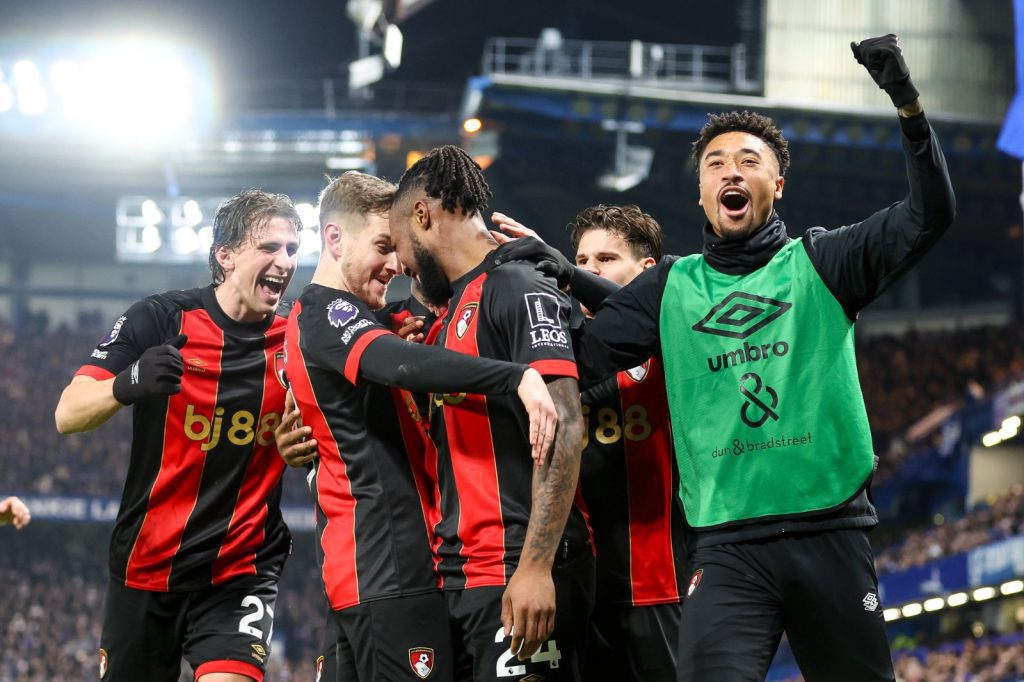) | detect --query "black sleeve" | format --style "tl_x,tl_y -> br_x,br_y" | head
803,113 -> 956,319
574,256 -> 675,388
76,296 -> 178,378
301,290 -> 527,394
570,267 -> 621,312
358,335 -> 526,395
488,262 -> 578,378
